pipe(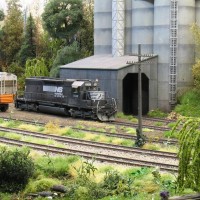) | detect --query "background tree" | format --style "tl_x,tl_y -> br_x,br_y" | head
18,13 -> 36,66
25,58 -> 49,78
79,0 -> 94,55
0,9 -> 5,21
0,9 -> 5,71
0,0 -> 23,70
35,31 -> 63,71
42,0 -> 83,42
50,41 -> 84,77
191,24 -> 200,90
